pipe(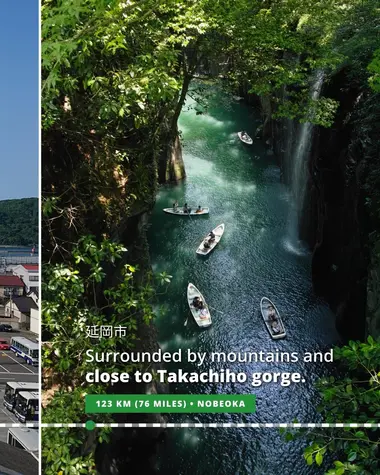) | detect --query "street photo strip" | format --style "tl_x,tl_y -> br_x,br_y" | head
0,1 -> 39,474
